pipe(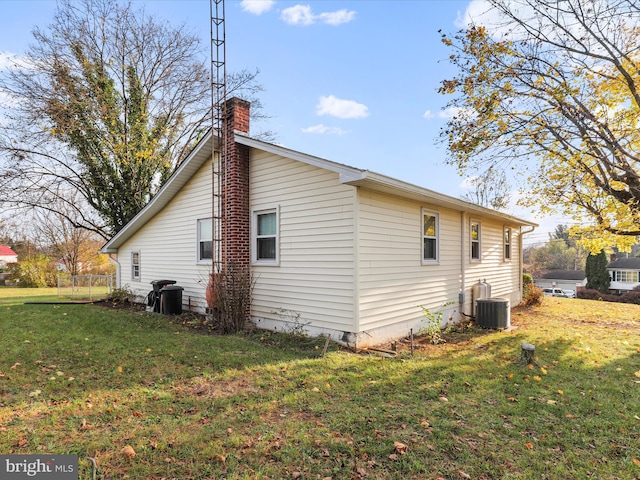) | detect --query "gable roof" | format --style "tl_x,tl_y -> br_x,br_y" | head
101,131 -> 537,253
607,257 -> 640,270
0,245 -> 17,257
